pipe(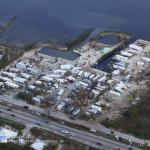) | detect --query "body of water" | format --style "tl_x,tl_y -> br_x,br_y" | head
39,47 -> 79,61
0,0 -> 150,47
99,35 -> 119,45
